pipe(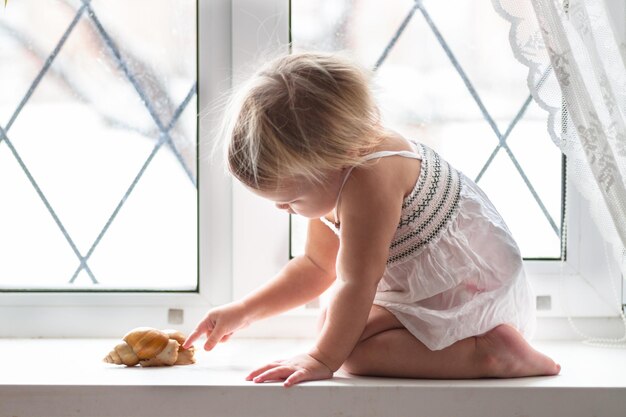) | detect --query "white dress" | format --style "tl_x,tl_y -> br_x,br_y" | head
320,141 -> 536,351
